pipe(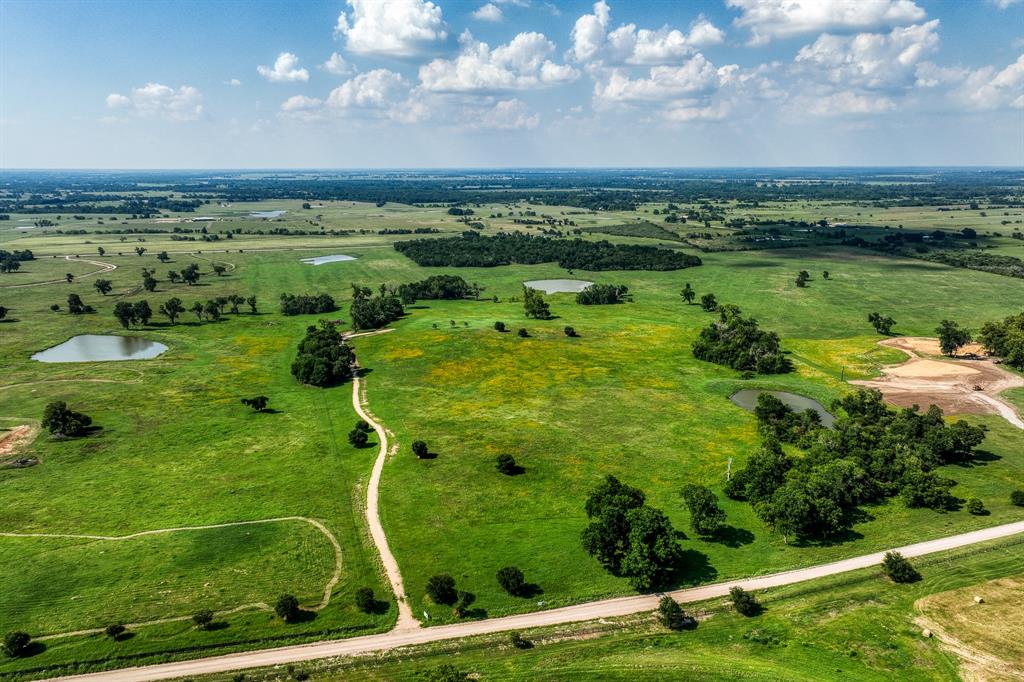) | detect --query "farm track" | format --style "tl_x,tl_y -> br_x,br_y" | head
1,516 -> 343,640
0,256 -> 117,289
